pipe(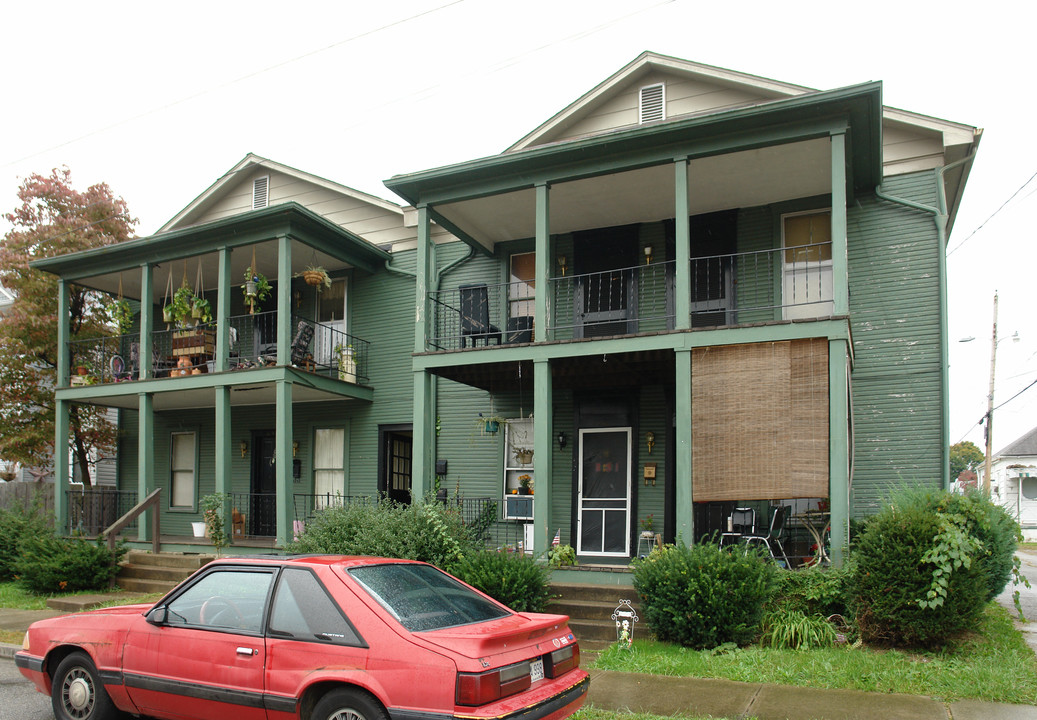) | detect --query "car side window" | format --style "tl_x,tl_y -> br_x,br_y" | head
164,568 -> 273,634
269,568 -> 363,646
